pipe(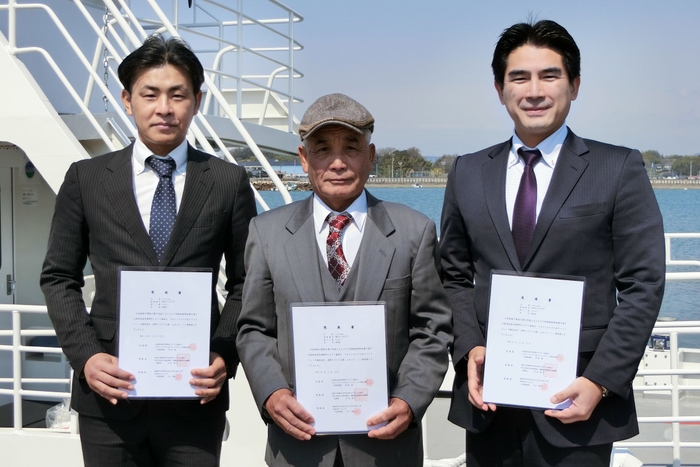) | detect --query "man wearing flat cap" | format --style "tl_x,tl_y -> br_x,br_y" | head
237,93 -> 452,467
